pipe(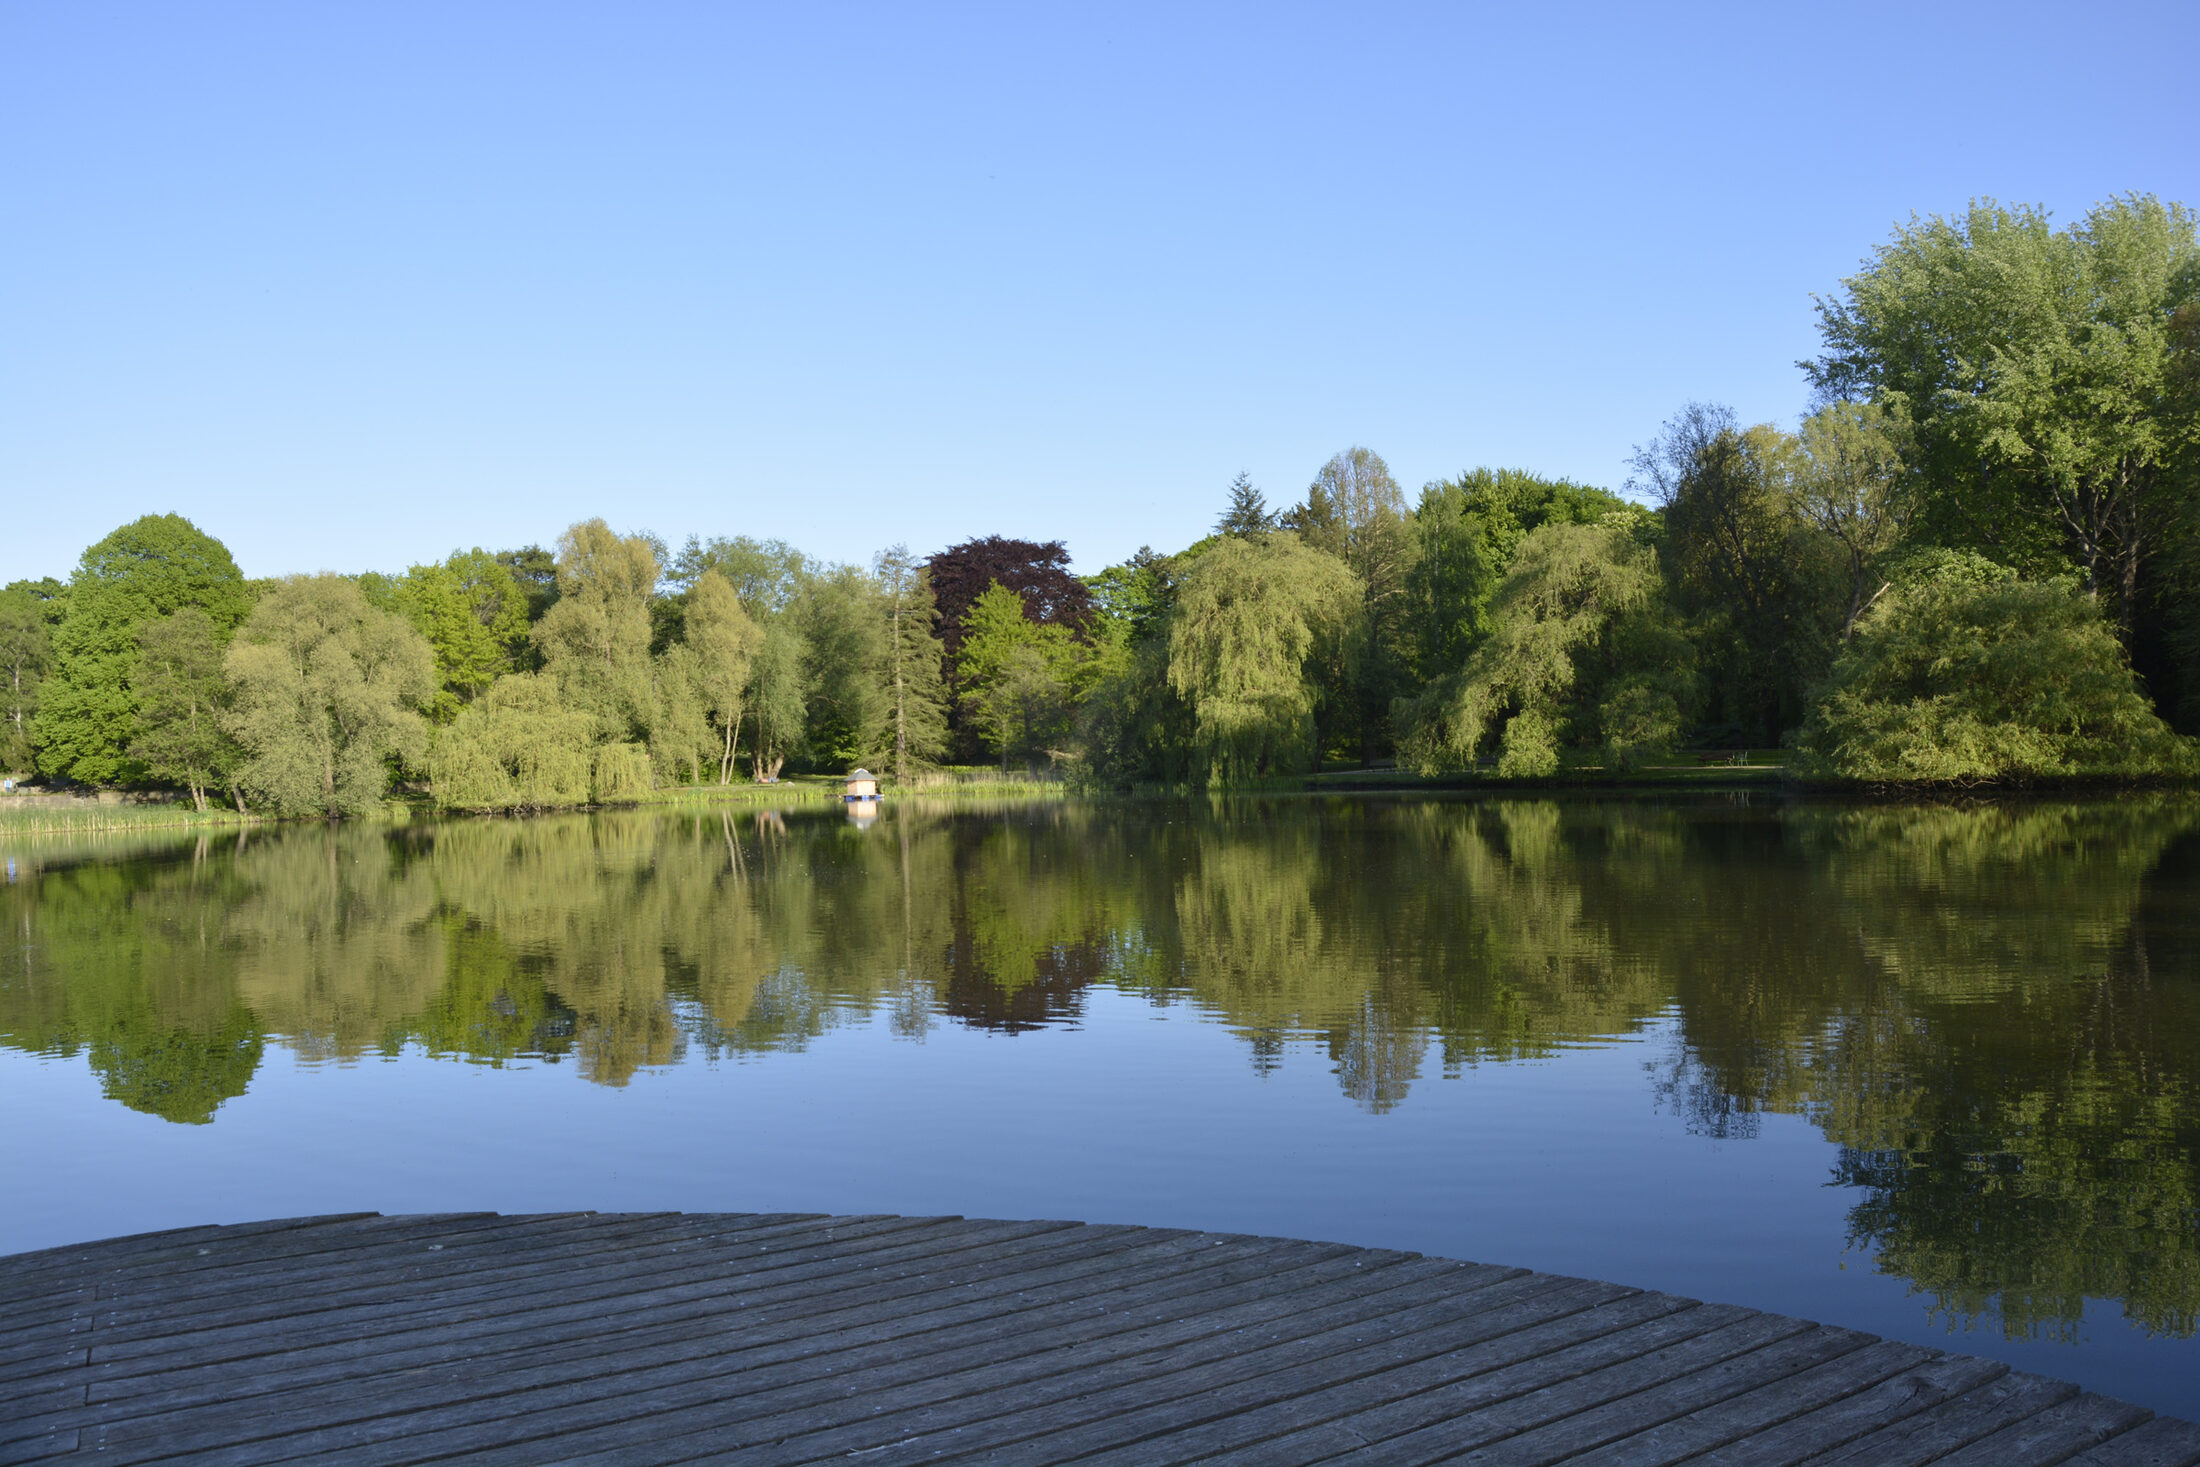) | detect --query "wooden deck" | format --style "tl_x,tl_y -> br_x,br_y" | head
3,1212 -> 2195,1465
